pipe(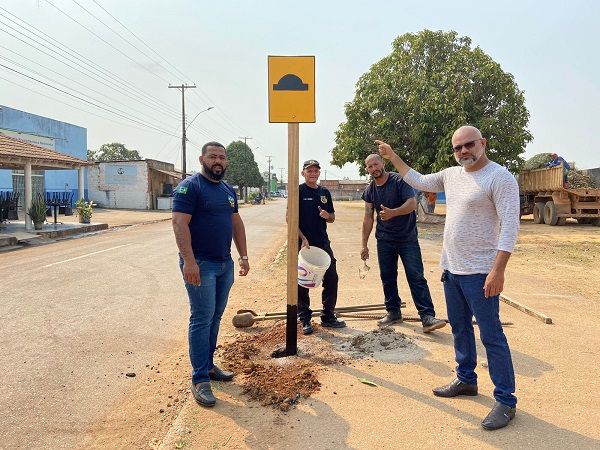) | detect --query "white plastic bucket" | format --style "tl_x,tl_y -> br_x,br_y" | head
297,246 -> 331,289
